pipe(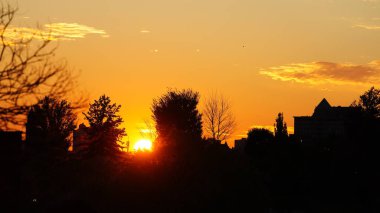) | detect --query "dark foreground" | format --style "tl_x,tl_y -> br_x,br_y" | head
1,141 -> 379,213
